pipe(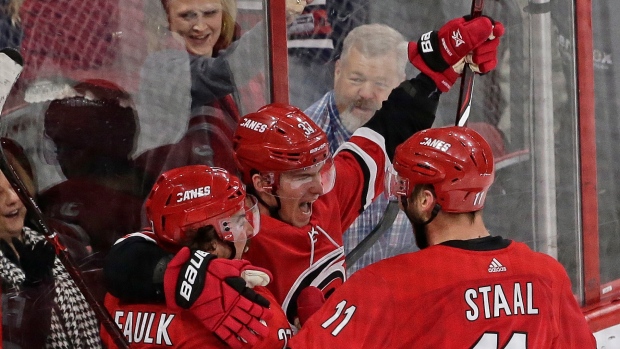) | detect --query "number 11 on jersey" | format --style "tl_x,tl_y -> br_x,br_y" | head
321,300 -> 357,336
